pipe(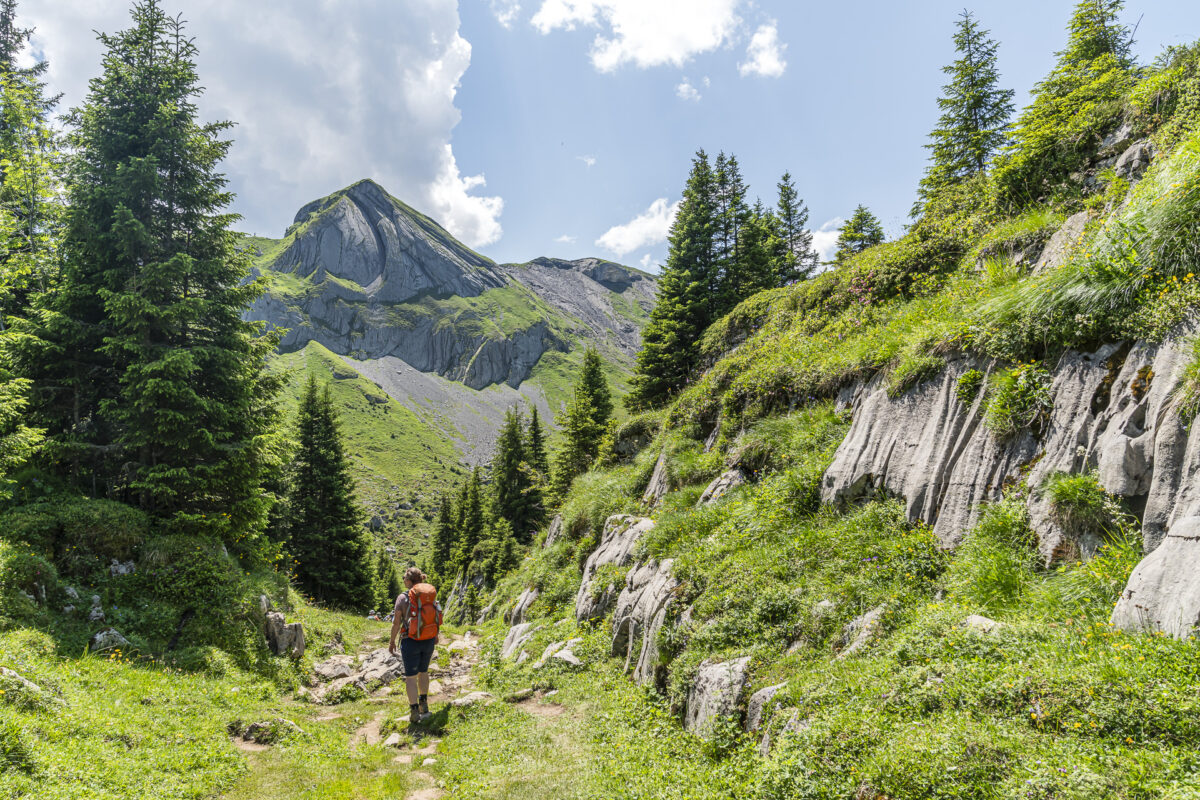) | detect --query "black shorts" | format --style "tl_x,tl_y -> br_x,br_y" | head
399,635 -> 437,677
